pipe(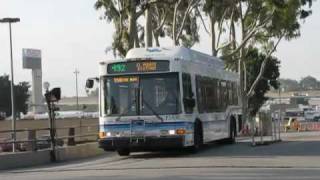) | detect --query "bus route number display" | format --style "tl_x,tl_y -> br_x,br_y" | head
107,61 -> 169,74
